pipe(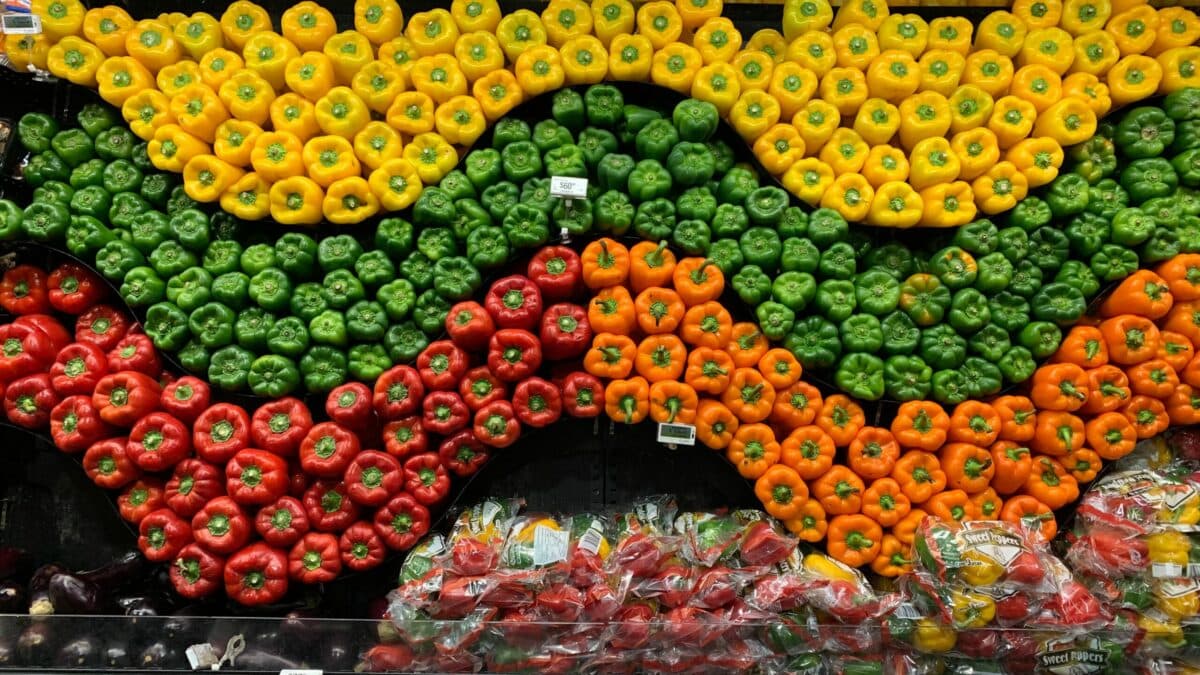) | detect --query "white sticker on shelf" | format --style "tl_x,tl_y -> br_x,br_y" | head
657,422 -> 696,446
550,176 -> 588,199
280,670 -> 323,675
533,524 -> 569,566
